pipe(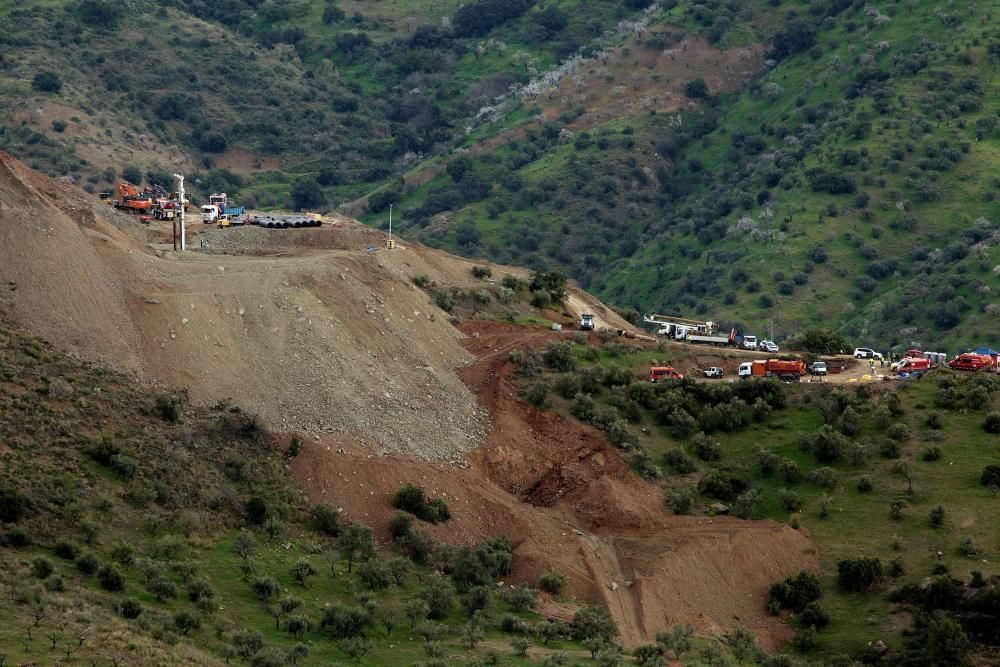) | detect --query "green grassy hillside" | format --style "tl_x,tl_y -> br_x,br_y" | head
389,0 -> 1000,351
509,334 -> 1000,662
0,0 -> 652,205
